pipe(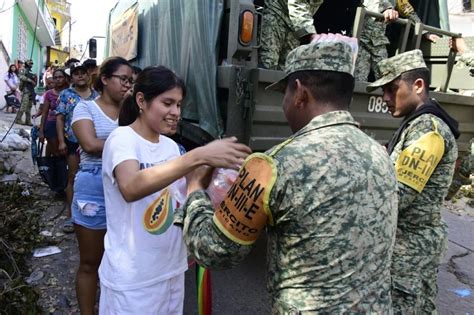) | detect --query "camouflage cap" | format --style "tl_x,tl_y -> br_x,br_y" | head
266,39 -> 355,92
367,50 -> 428,92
